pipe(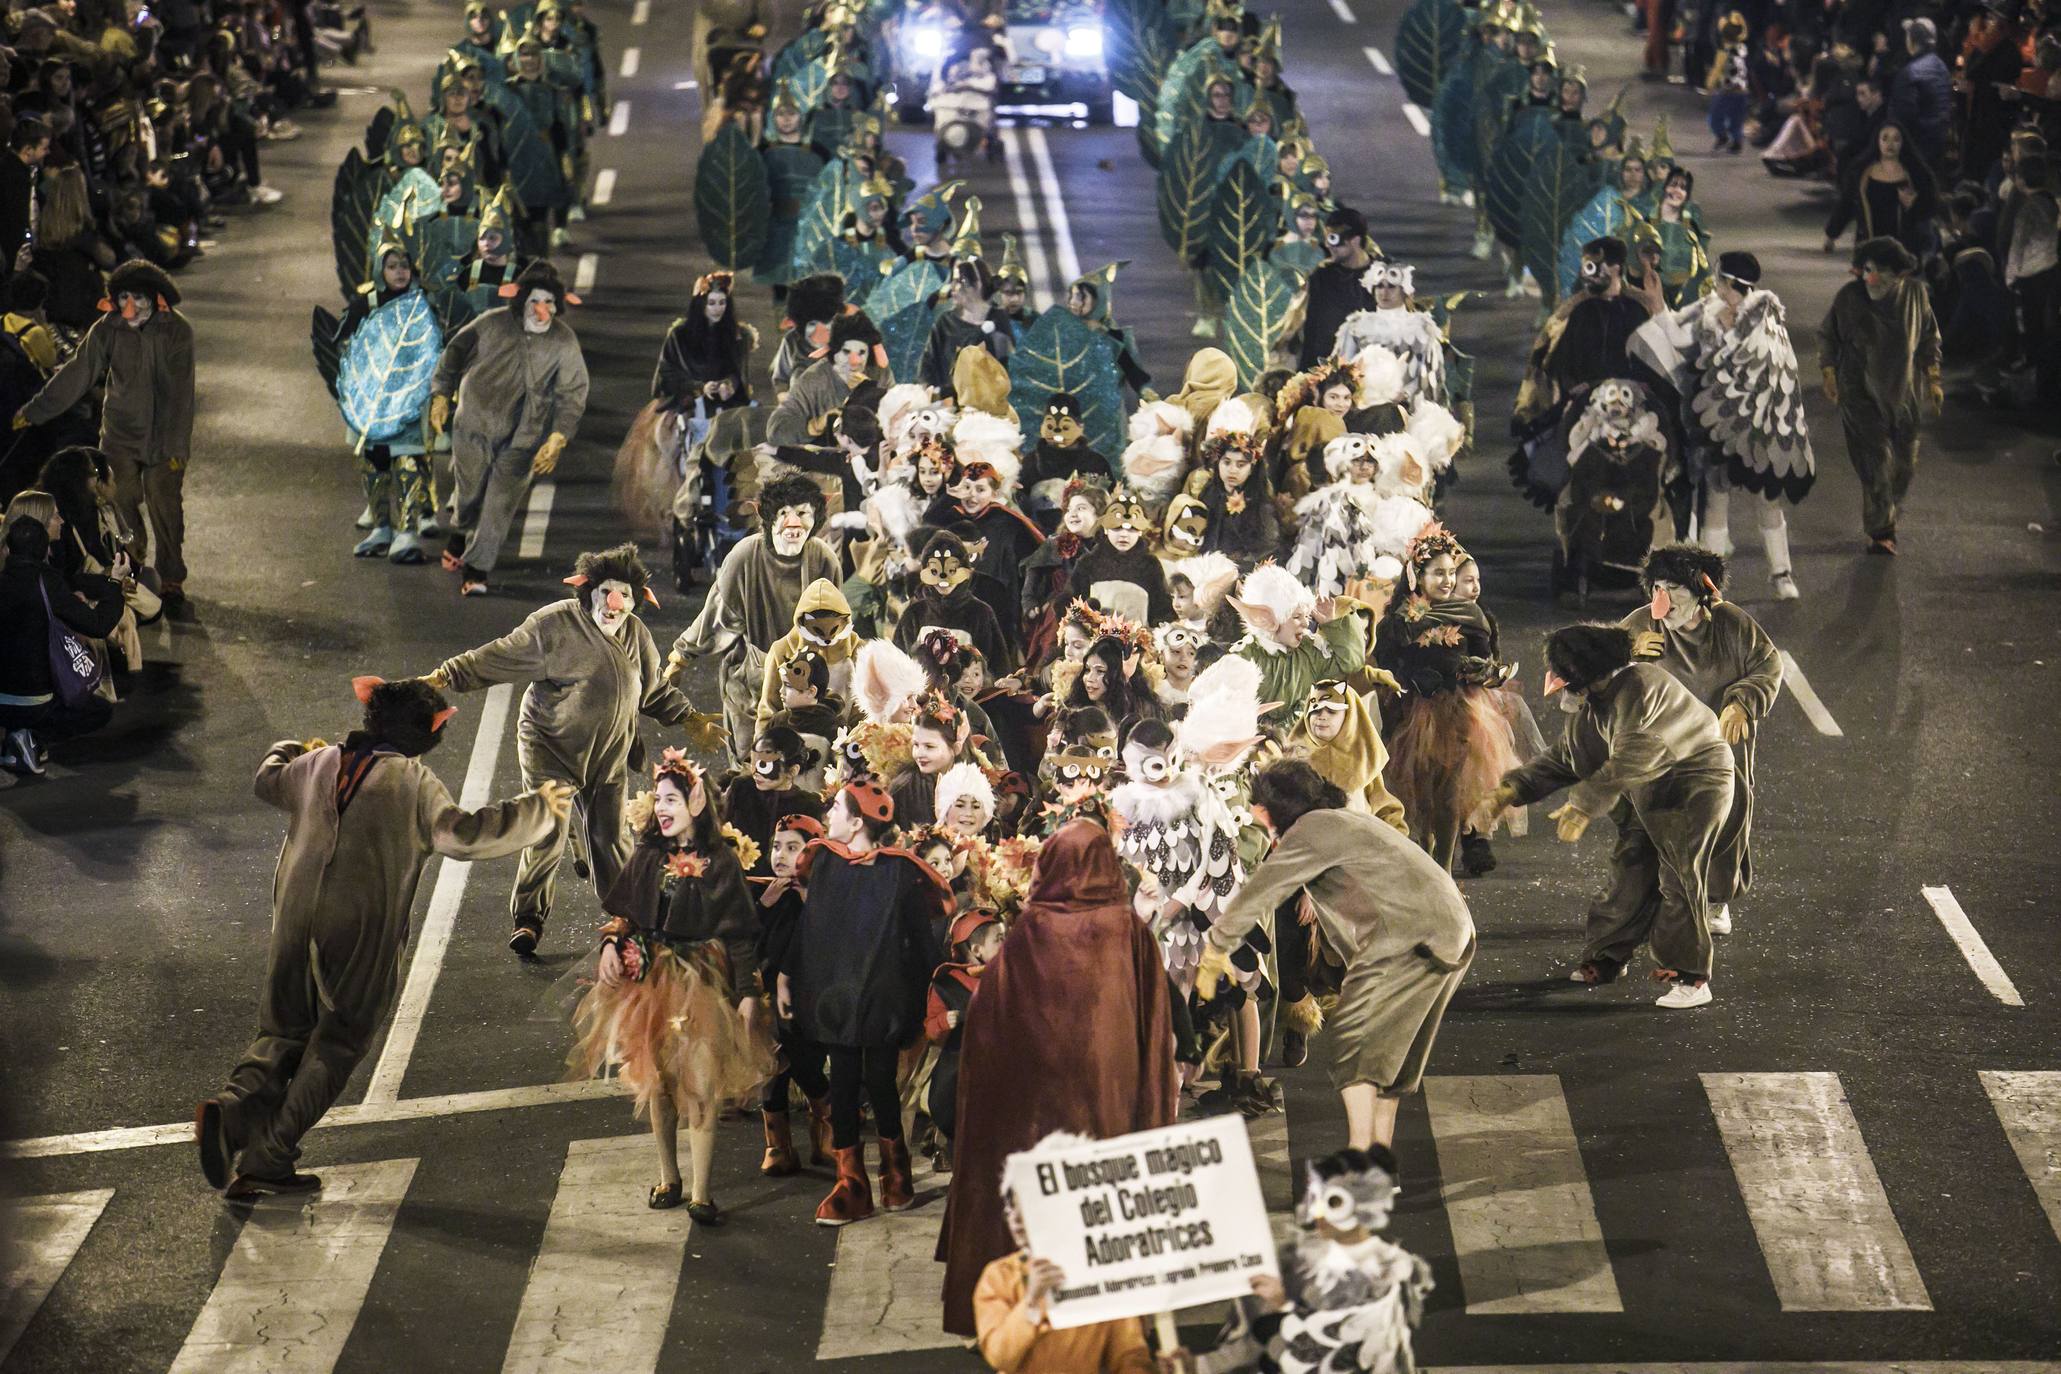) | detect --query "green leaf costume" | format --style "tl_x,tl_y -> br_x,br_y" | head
1008,308 -> 1128,465
694,123 -> 771,271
